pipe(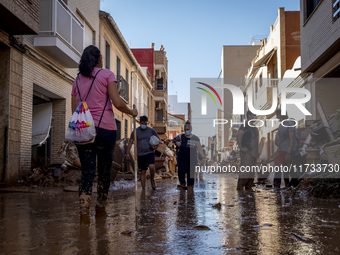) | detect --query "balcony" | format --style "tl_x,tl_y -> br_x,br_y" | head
254,78 -> 279,110
117,76 -> 129,103
0,1 -> 39,34
33,0 -> 84,68
156,84 -> 165,91
154,83 -> 167,101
